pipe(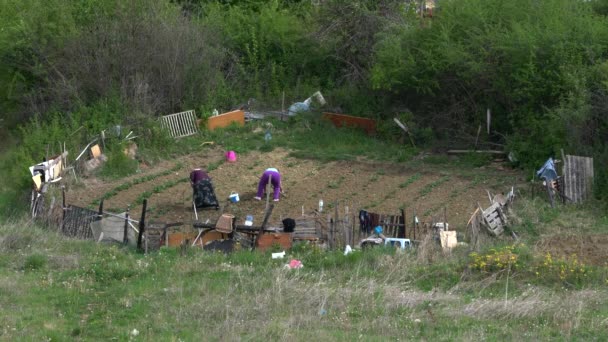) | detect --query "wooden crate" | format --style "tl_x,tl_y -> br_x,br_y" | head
481,202 -> 505,236
257,232 -> 293,252
195,230 -> 228,246
166,232 -> 199,247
